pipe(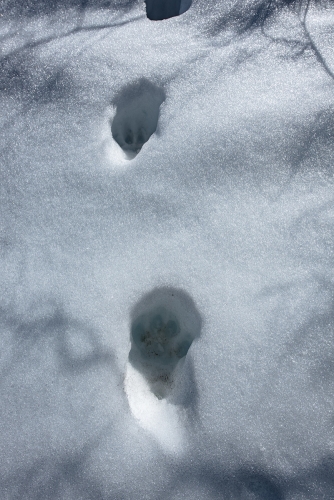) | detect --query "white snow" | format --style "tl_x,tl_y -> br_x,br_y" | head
124,362 -> 187,454
1,0 -> 334,498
